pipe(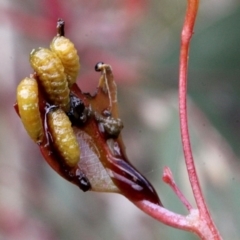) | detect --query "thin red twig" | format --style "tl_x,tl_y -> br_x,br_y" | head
163,167 -> 193,211
134,200 -> 220,240
179,0 -> 221,238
